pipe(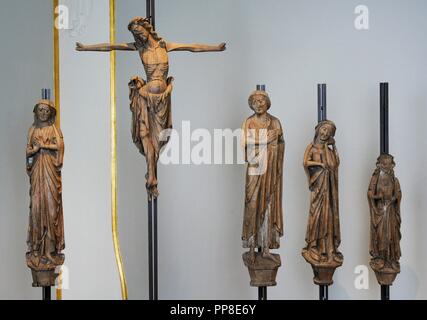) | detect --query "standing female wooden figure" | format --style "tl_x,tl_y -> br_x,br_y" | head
26,99 -> 65,287
302,120 -> 343,285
